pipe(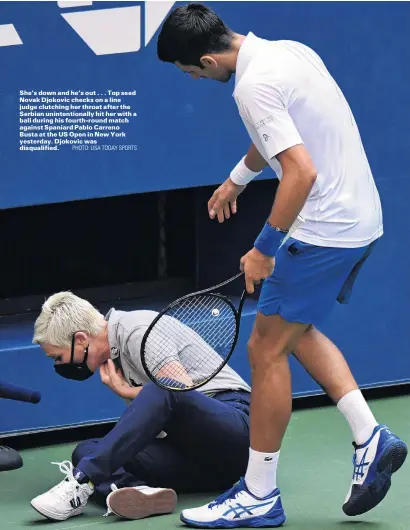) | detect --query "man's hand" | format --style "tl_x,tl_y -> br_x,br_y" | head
100,359 -> 141,400
240,248 -> 275,294
208,178 -> 246,223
